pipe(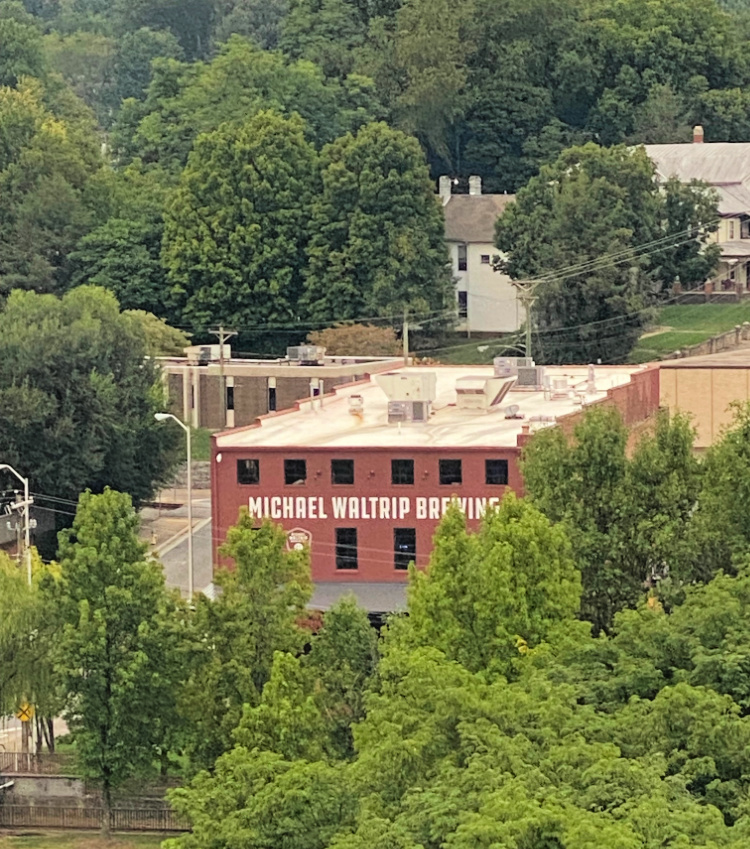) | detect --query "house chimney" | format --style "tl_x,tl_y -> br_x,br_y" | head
468,175 -> 482,196
438,175 -> 452,205
693,125 -> 704,144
